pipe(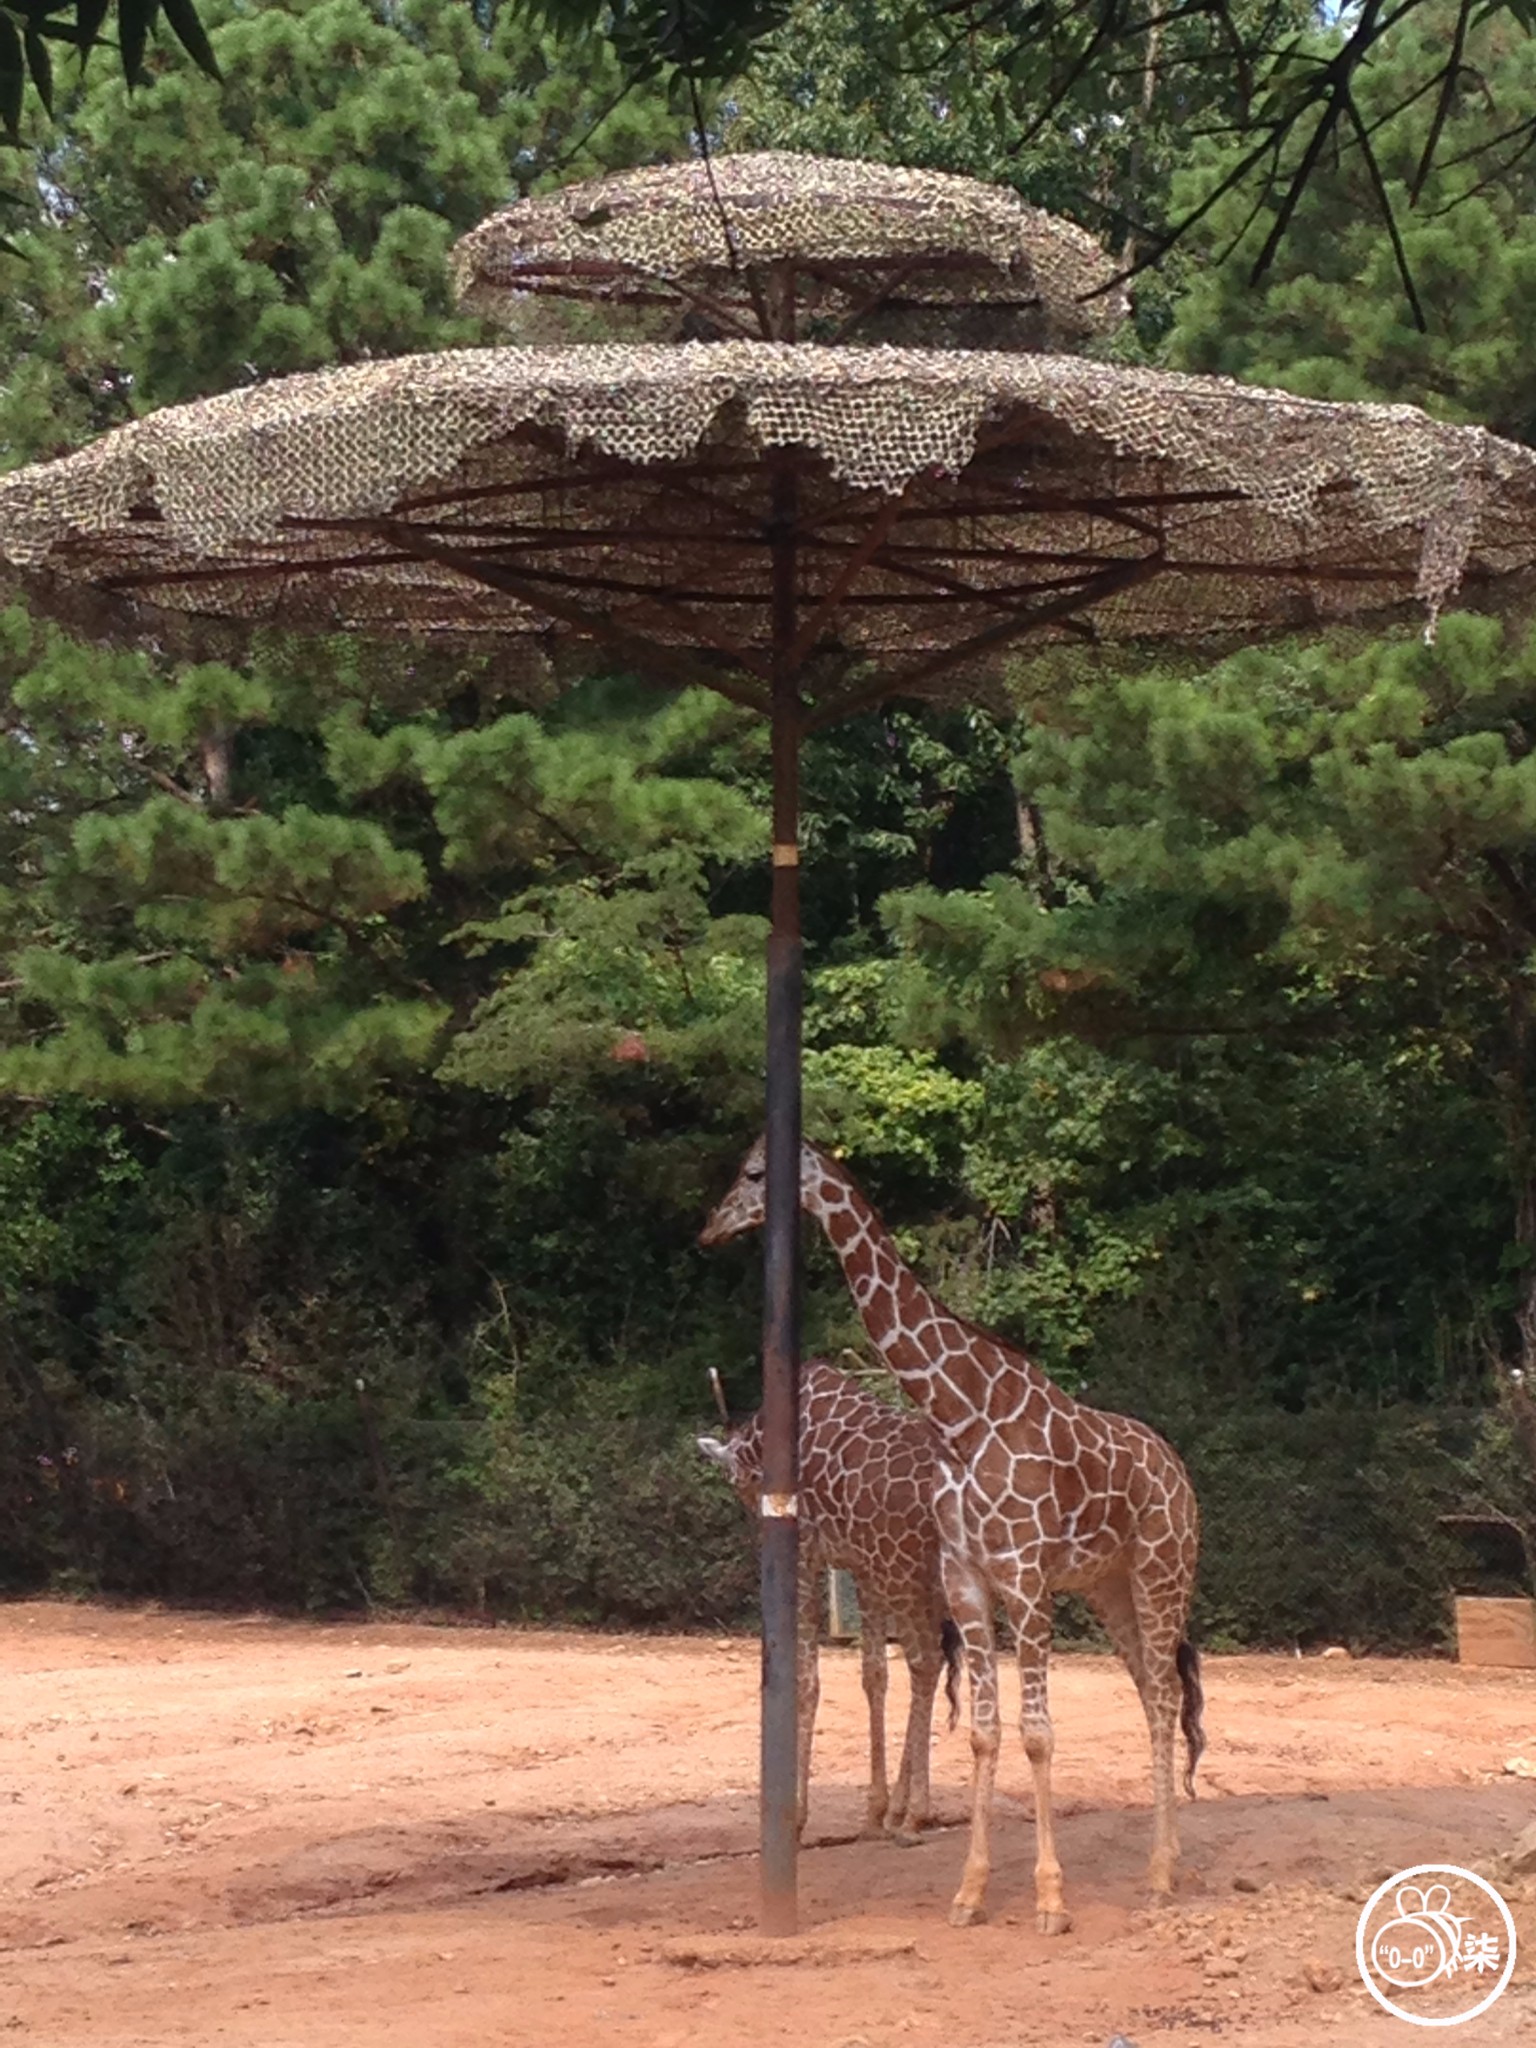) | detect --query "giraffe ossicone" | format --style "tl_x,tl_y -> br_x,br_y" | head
701,1135 -> 1206,1934
696,1358 -> 960,1842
